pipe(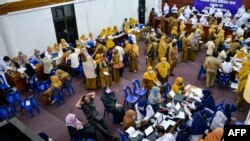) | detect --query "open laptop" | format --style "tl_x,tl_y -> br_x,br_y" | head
153,113 -> 164,127
51,52 -> 59,59
173,94 -> 185,102
174,102 -> 181,112
145,125 -> 157,141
